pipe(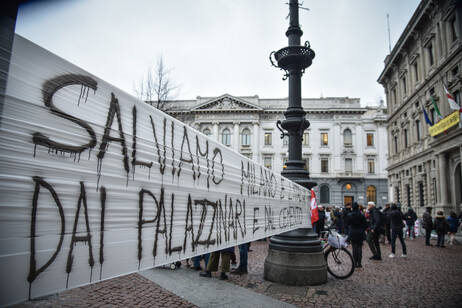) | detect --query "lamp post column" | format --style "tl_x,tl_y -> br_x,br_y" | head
264,0 -> 327,285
